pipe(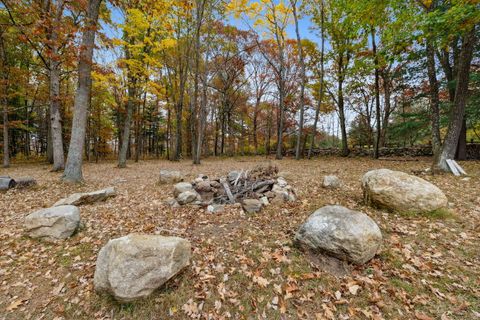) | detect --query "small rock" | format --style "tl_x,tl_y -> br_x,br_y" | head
177,191 -> 199,205
260,197 -> 270,206
94,234 -> 191,302
159,170 -> 183,184
227,171 -> 240,182
173,182 -> 193,197
207,204 -> 225,213
271,194 -> 285,205
210,181 -> 221,188
195,181 -> 212,193
242,199 -> 262,213
54,187 -> 116,206
164,197 -> 180,207
277,177 -> 288,188
24,205 -> 80,241
322,175 -> 341,189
